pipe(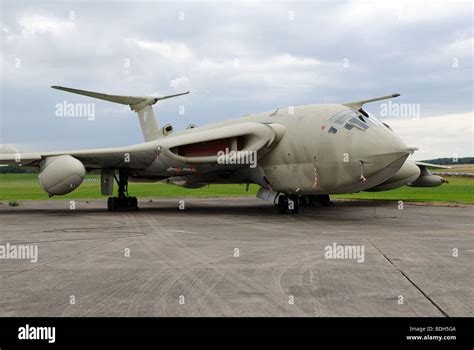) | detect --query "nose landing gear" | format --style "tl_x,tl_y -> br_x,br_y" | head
107,169 -> 138,211
276,194 -> 333,214
277,194 -> 299,214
